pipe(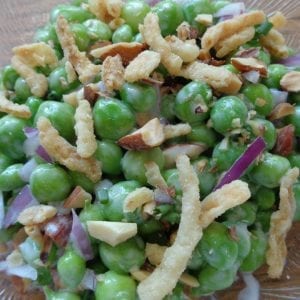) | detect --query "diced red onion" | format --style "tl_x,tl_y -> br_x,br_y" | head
95,179 -> 113,191
218,15 -> 235,22
70,210 -> 94,261
145,0 -> 160,6
7,264 -> 38,281
0,192 -> 4,230
242,71 -> 260,84
23,134 -> 40,157
214,137 -> 266,190
154,188 -> 174,204
80,269 -> 97,291
270,89 -> 288,107
279,53 -> 300,67
238,272 -> 260,300
35,145 -> 53,163
4,185 -> 38,228
215,2 -> 245,18
23,127 -> 38,139
18,158 -> 38,182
